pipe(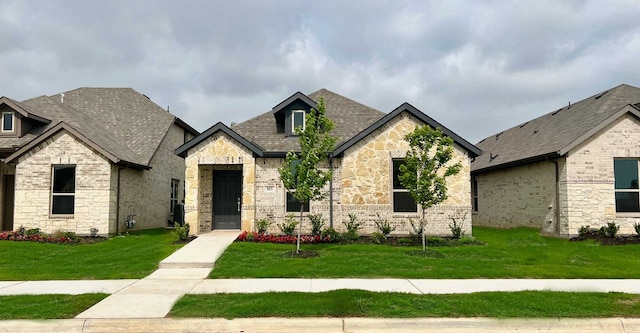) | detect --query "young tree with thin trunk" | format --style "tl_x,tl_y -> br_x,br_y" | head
399,125 -> 462,252
279,98 -> 336,253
